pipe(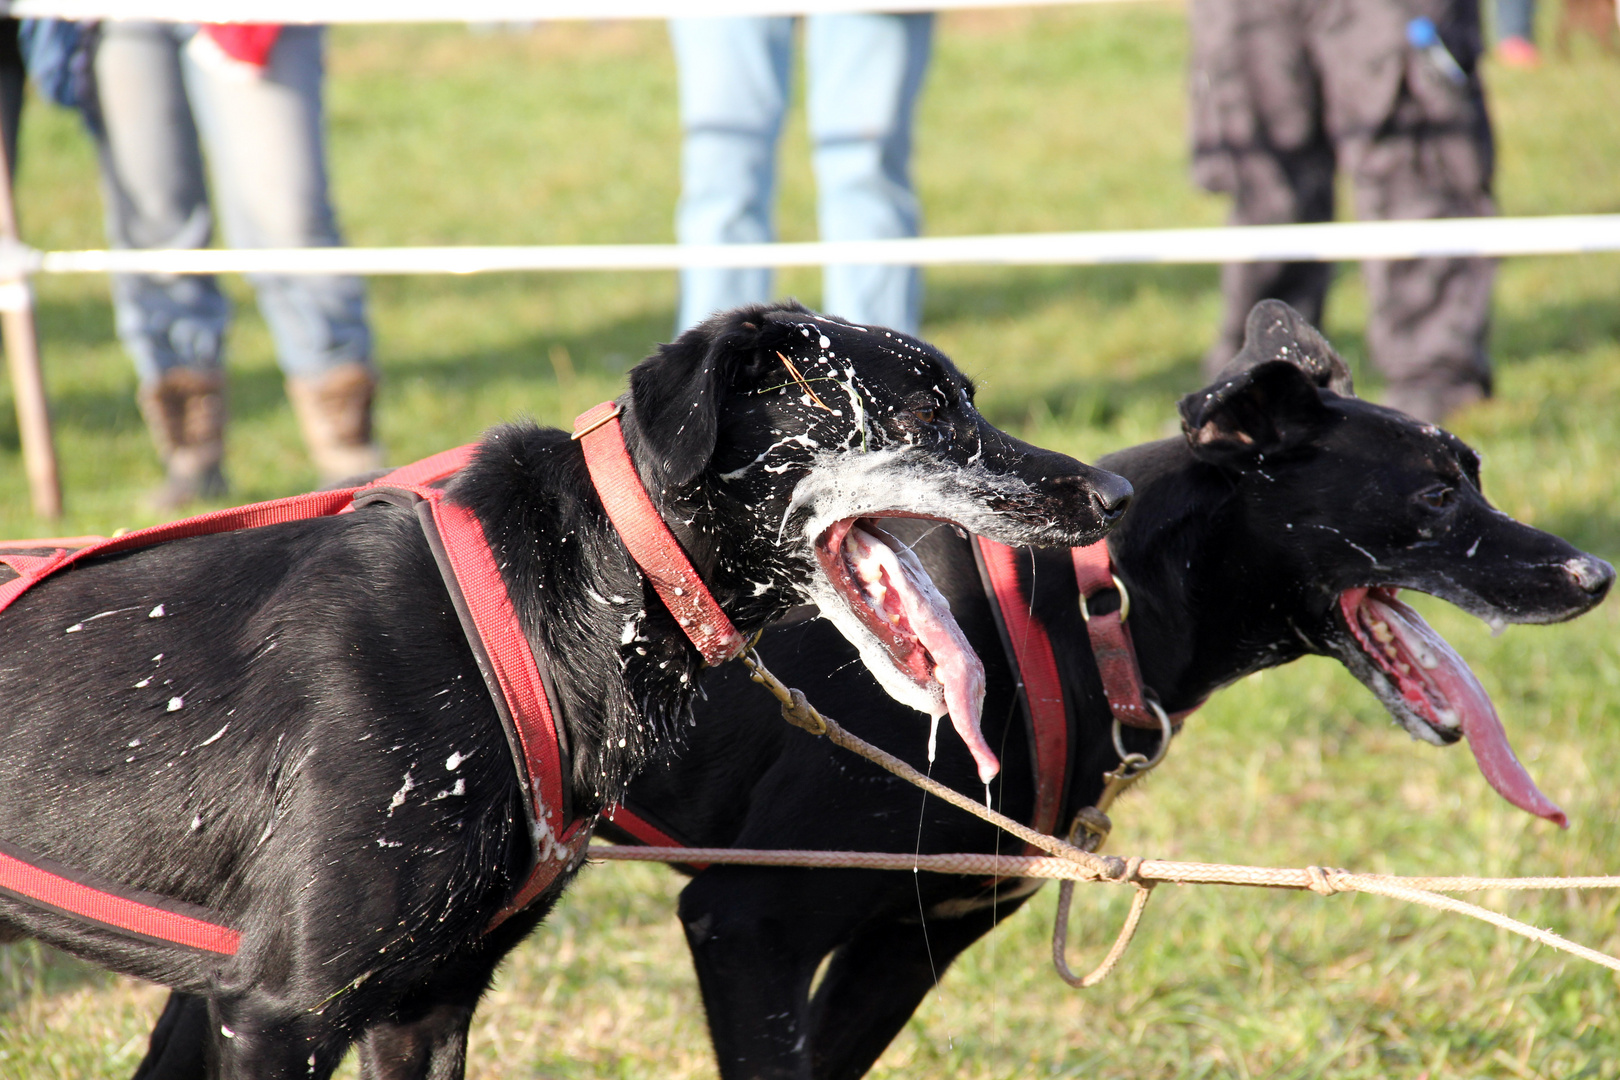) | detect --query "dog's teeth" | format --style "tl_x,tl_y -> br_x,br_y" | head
1434,707 -> 1460,729
1396,661 -> 1411,675
1382,644 -> 1399,661
1370,620 -> 1394,644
